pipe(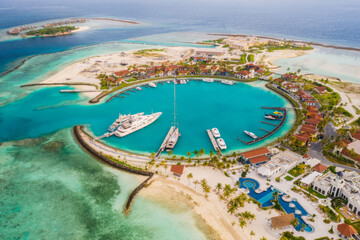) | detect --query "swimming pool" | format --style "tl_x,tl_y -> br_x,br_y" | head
238,178 -> 313,232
